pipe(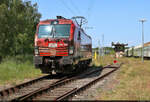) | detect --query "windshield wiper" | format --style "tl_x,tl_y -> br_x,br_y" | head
51,26 -> 56,38
49,28 -> 53,36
